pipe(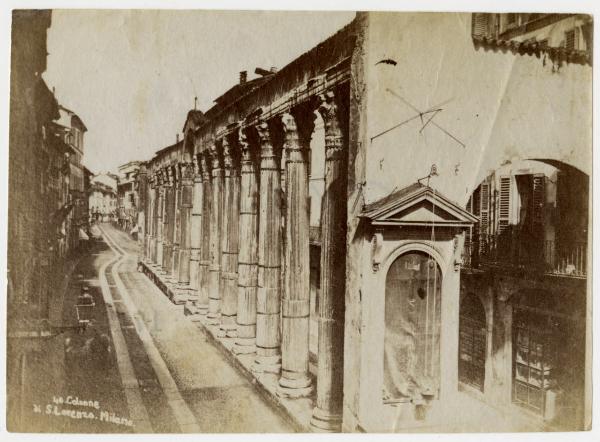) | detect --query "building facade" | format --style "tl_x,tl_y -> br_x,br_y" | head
117,161 -> 141,232
7,9 -> 91,430
89,173 -> 118,222
136,12 -> 591,433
